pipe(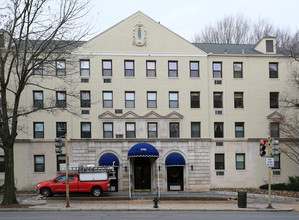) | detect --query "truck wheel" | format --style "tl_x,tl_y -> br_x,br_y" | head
91,187 -> 102,197
40,188 -> 52,197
